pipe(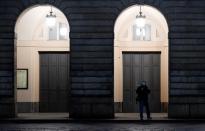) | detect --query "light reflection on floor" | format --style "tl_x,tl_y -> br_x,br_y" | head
16,113 -> 168,120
